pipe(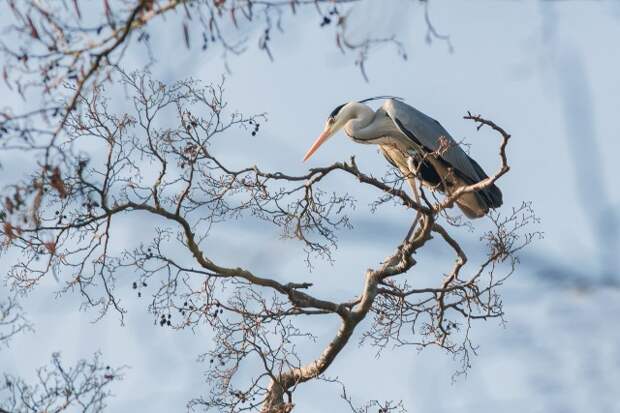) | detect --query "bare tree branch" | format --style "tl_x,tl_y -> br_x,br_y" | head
0,69 -> 536,412
0,353 -> 124,413
0,296 -> 31,347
